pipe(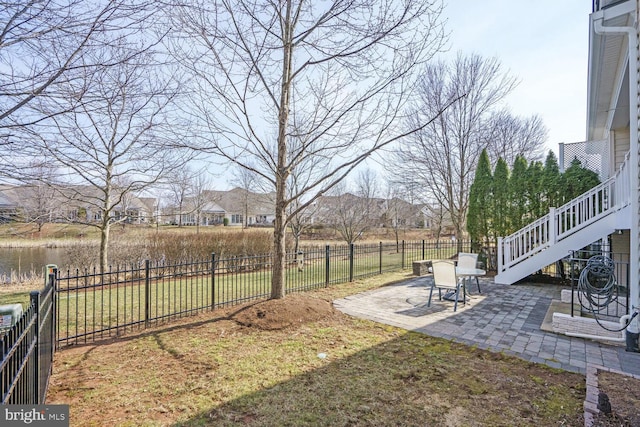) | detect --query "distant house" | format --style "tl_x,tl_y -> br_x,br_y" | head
0,184 -> 157,226
311,193 -> 442,231
207,188 -> 276,226
163,187 -> 276,227
170,199 -> 226,226
136,197 -> 160,224
0,185 -> 20,223
113,195 -> 158,224
377,197 -> 434,229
